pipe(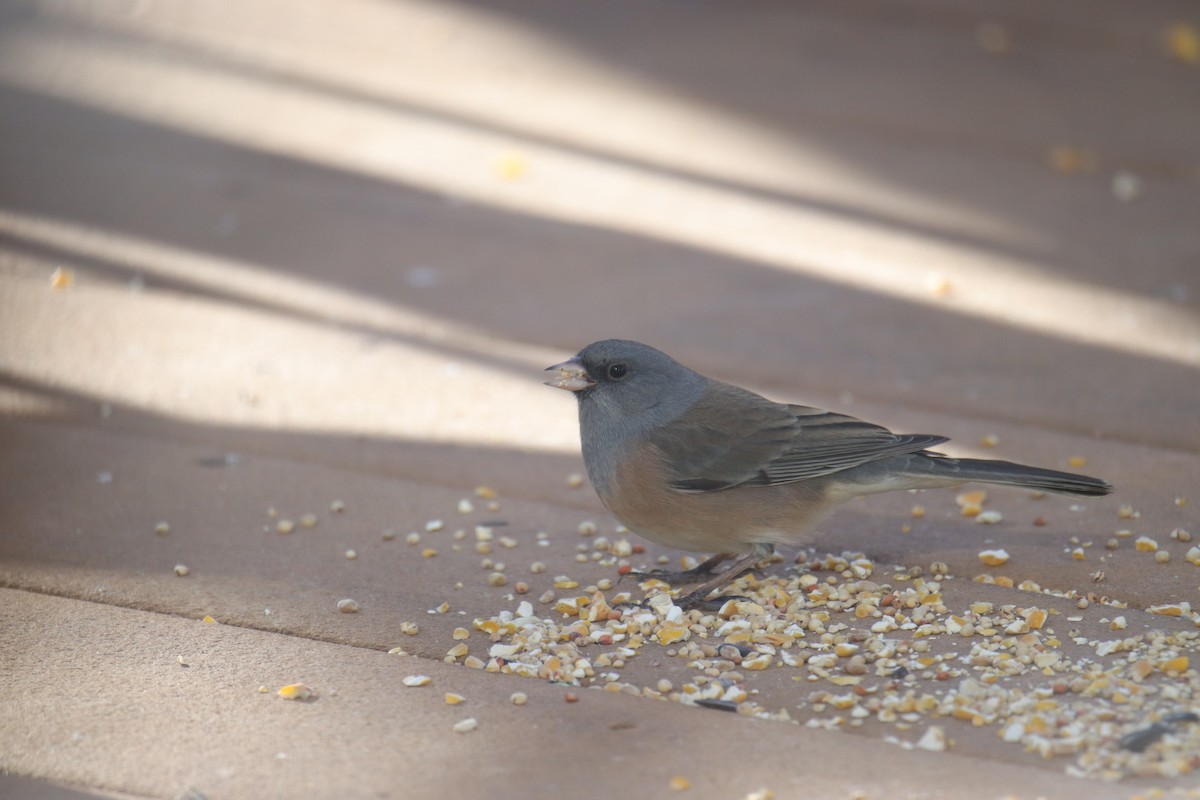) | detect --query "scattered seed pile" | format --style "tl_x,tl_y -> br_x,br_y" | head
427,486 -> 1200,783
465,554 -> 1199,781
